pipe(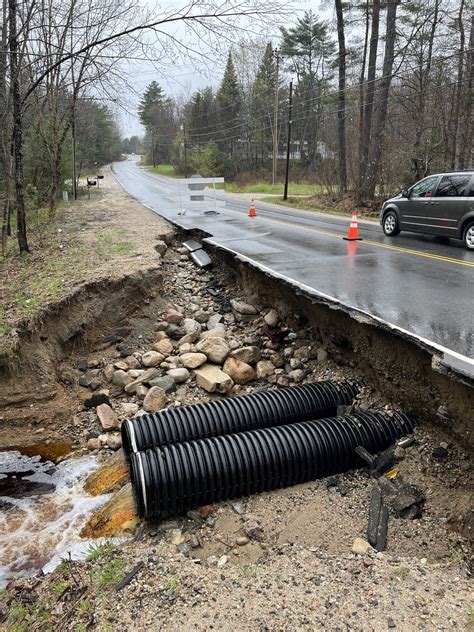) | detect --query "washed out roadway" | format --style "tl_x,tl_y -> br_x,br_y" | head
112,157 -> 474,378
